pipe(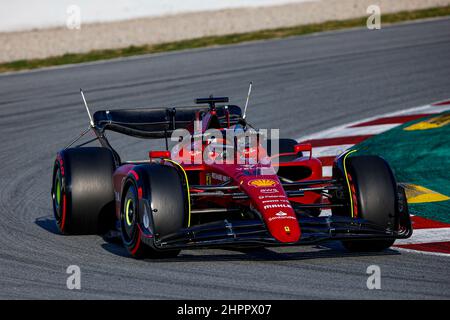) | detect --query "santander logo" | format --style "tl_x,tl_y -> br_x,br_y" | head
267,211 -> 296,222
